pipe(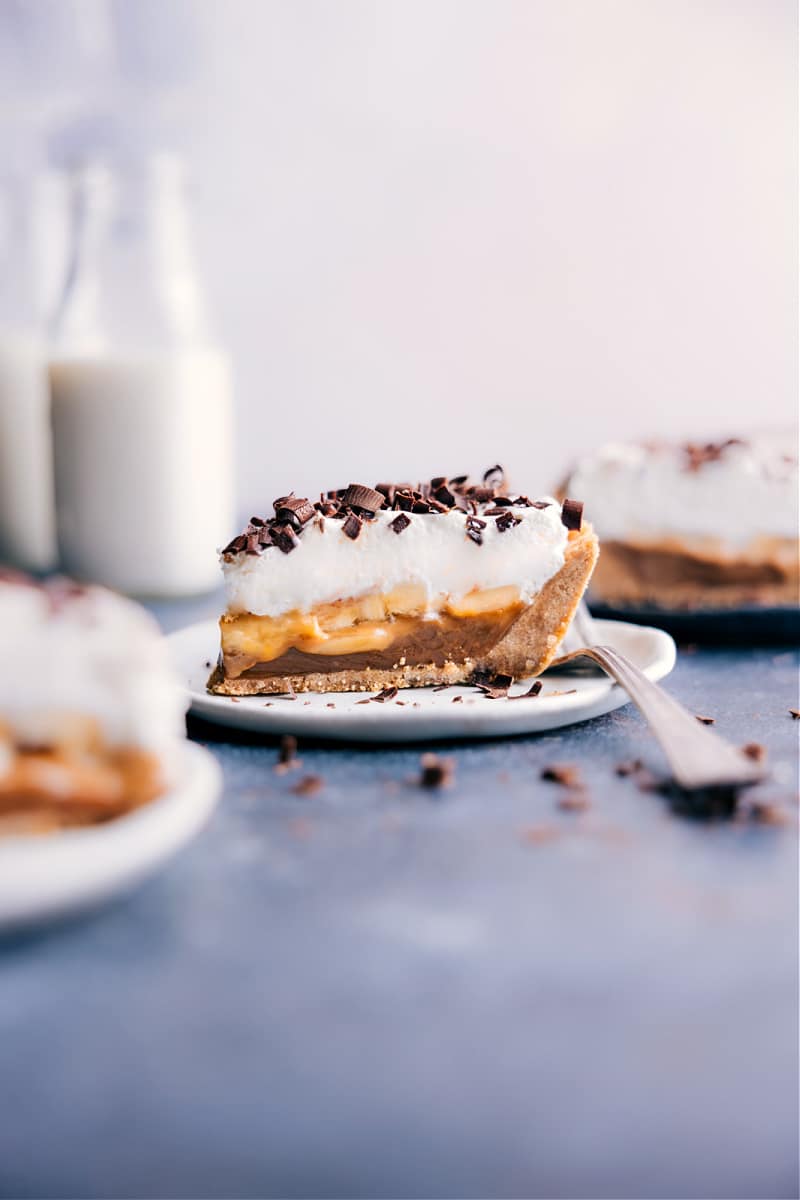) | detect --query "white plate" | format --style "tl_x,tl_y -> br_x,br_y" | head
0,742 -> 221,931
170,618 -> 676,743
